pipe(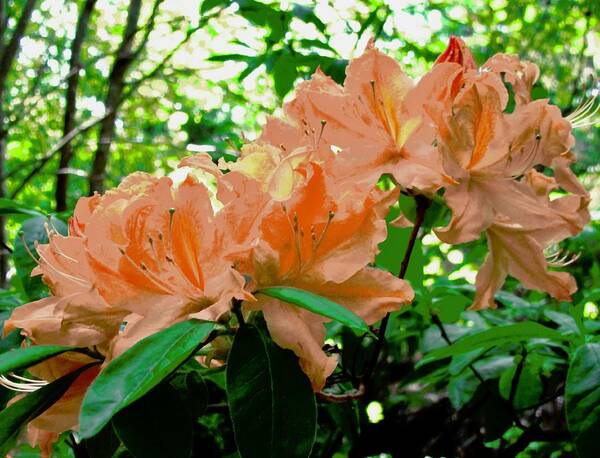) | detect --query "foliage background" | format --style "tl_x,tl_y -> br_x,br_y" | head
1,0 -> 599,457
